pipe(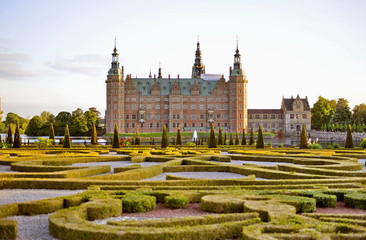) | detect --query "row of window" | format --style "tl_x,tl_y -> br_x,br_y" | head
123,122 -> 230,129
248,122 -> 283,128
122,104 -> 231,110
290,114 -> 308,119
124,97 -> 230,102
249,114 -> 284,120
124,114 -> 230,120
